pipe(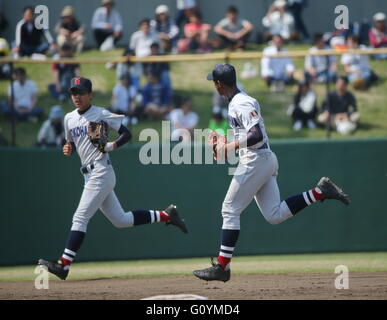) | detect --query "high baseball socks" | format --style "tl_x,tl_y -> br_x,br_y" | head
60,230 -> 85,269
285,187 -> 325,215
218,229 -> 240,270
132,210 -> 169,225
